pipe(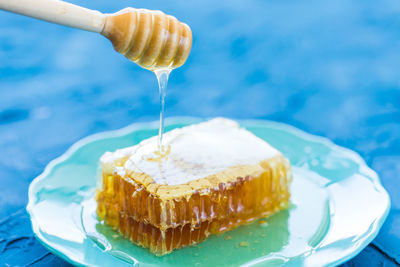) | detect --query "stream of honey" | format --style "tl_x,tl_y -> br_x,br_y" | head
154,69 -> 171,152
